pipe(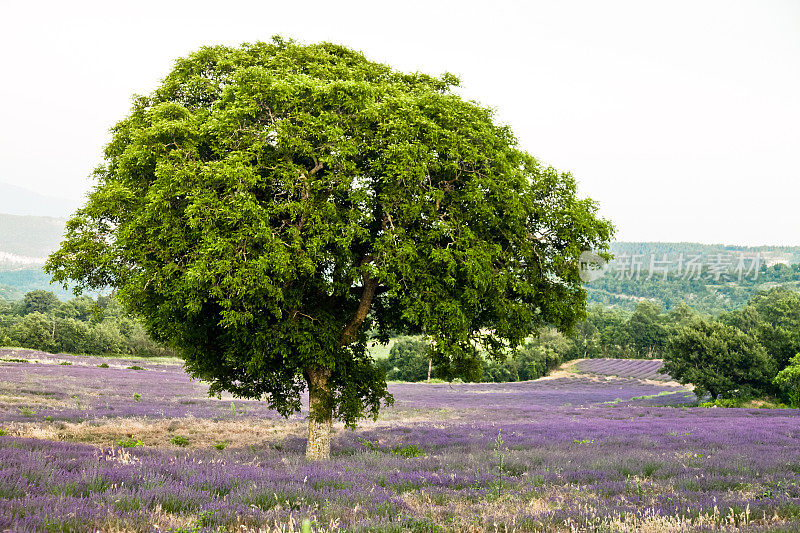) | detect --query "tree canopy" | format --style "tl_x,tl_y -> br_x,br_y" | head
46,37 -> 613,459
663,319 -> 776,400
